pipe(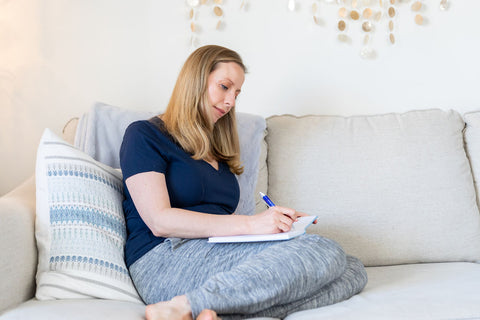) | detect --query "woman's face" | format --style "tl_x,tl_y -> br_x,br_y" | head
206,62 -> 245,124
